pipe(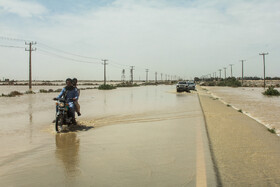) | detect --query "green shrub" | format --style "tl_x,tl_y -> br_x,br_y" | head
39,89 -> 48,93
25,90 -> 35,94
98,84 -> 116,90
267,128 -> 276,134
54,89 -> 62,92
2,91 -> 23,97
208,82 -> 216,86
263,86 -> 280,96
116,82 -> 140,87
217,77 -> 241,87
